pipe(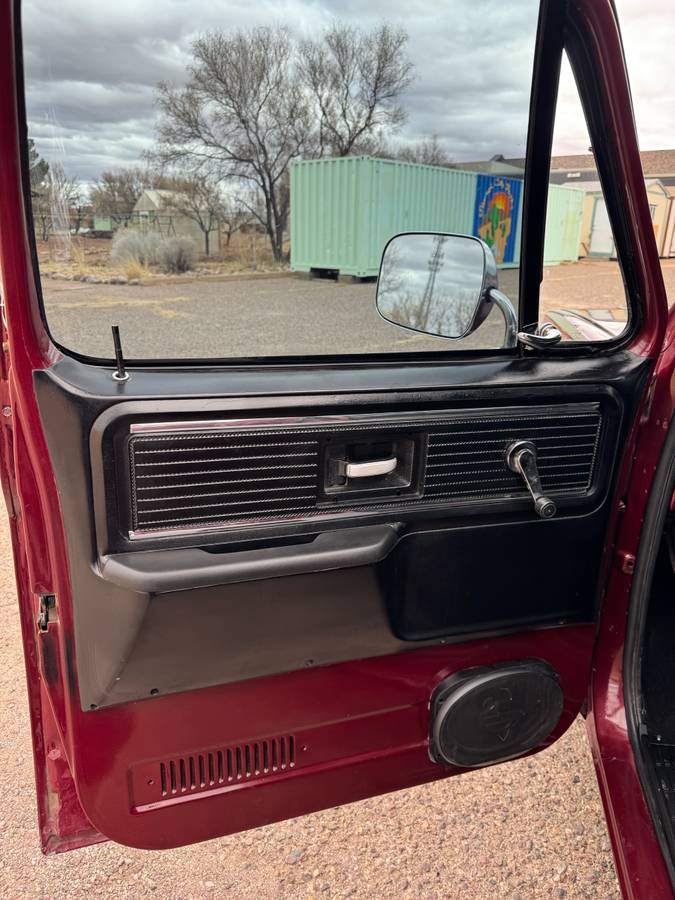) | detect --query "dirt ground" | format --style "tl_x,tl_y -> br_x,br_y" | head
0,512 -> 622,899
36,232 -> 283,282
